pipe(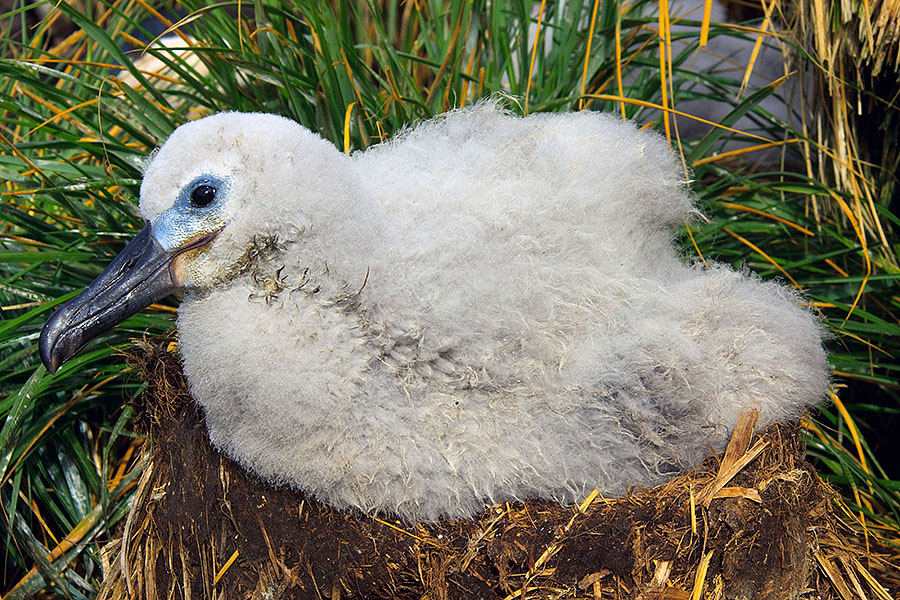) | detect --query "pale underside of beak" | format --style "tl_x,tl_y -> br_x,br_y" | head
39,223 -> 181,374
